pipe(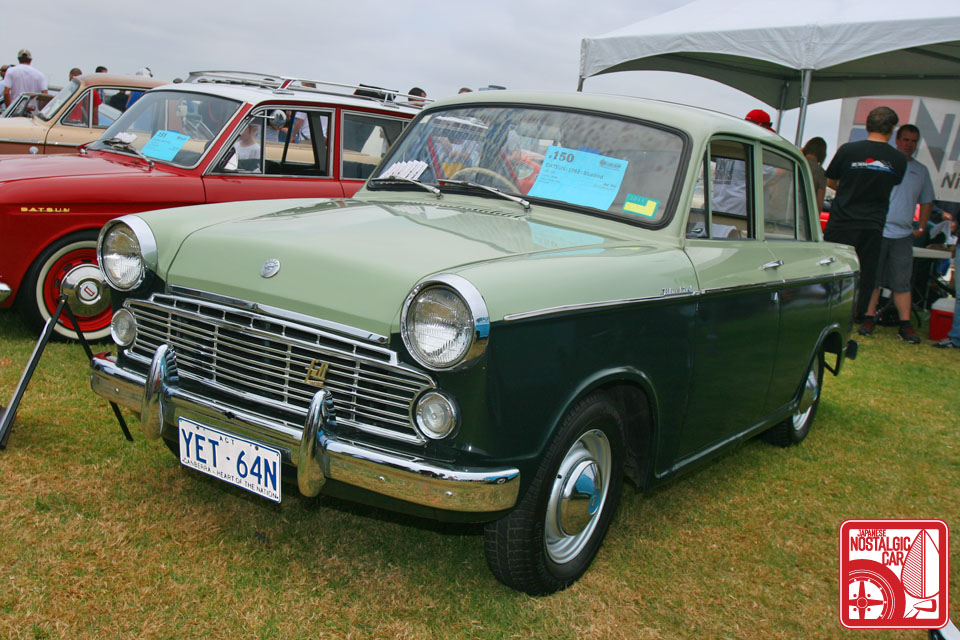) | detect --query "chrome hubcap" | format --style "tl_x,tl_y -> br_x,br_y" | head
792,364 -> 820,432
545,429 -> 611,564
